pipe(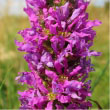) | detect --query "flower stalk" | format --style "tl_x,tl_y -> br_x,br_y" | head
16,0 -> 101,109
